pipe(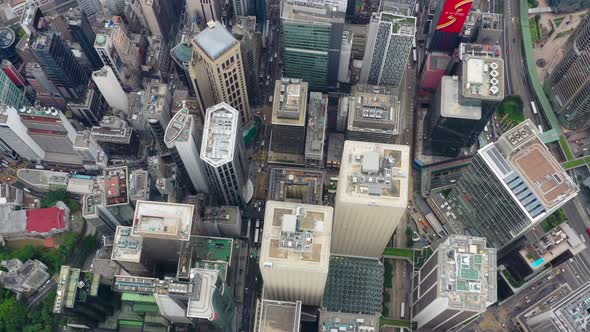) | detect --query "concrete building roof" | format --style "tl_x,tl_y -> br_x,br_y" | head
111,226 -> 143,262
268,167 -> 325,205
17,169 -> 69,190
256,299 -> 302,332
186,268 -> 218,319
305,92 -> 328,160
272,78 -> 308,126
376,12 -> 416,35
203,206 -> 240,225
194,21 -> 237,61
281,0 -> 347,22
201,103 -> 239,167
481,120 -> 578,220
129,169 -> 149,202
318,311 -> 379,332
132,200 -> 194,241
435,235 -> 497,311
103,166 -> 129,206
164,108 -> 191,144
327,133 -> 344,163
260,201 -> 332,273
347,84 -> 400,135
337,140 -> 409,206
440,76 -> 481,120
462,56 -> 504,101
